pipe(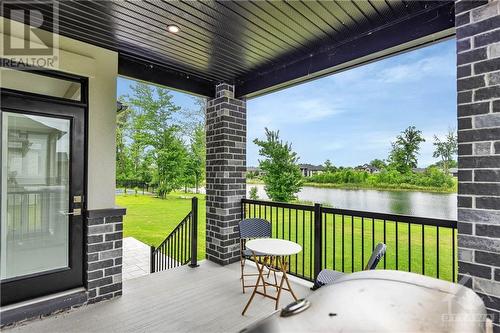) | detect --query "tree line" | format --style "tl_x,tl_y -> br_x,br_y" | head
116,83 -> 206,198
251,126 -> 458,202
115,83 -> 457,202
